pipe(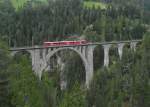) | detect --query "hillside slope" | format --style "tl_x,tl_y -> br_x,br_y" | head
11,0 -> 47,10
